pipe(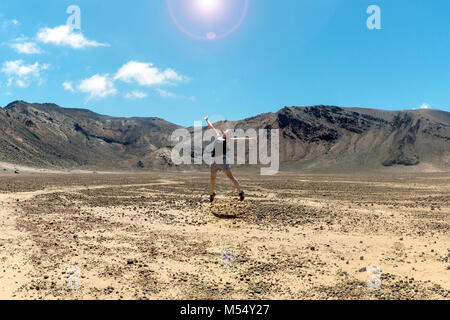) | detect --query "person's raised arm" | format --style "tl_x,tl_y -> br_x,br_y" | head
203,116 -> 220,137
